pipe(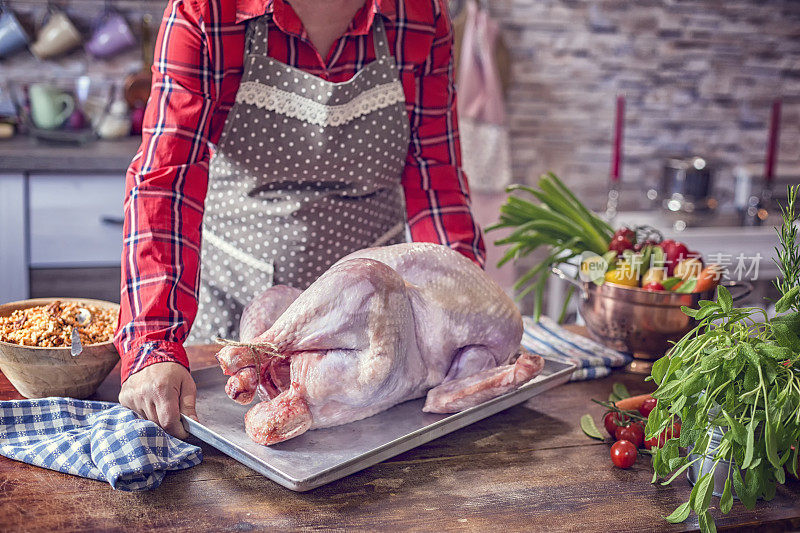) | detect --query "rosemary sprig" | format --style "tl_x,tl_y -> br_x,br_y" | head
773,185 -> 800,313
